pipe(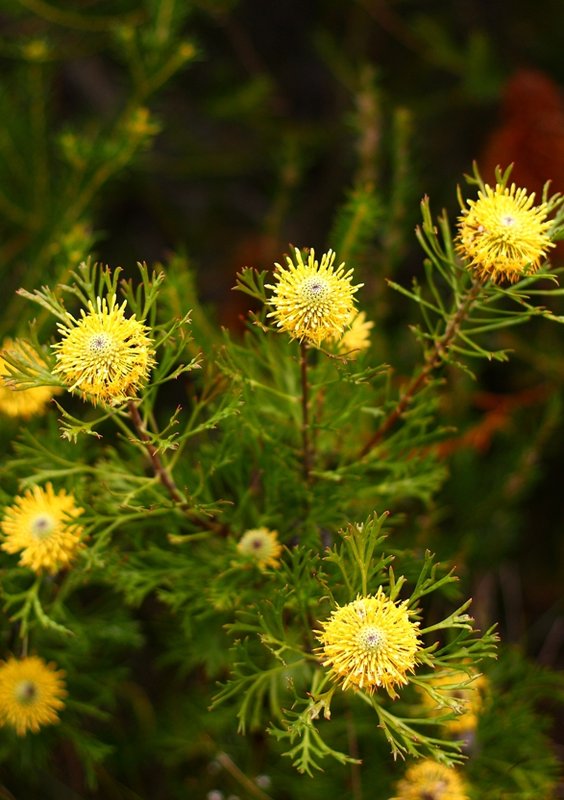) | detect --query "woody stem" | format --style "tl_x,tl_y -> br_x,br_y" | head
345,706 -> 363,800
127,400 -> 185,504
300,341 -> 313,482
359,280 -> 482,458
127,401 -> 229,536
